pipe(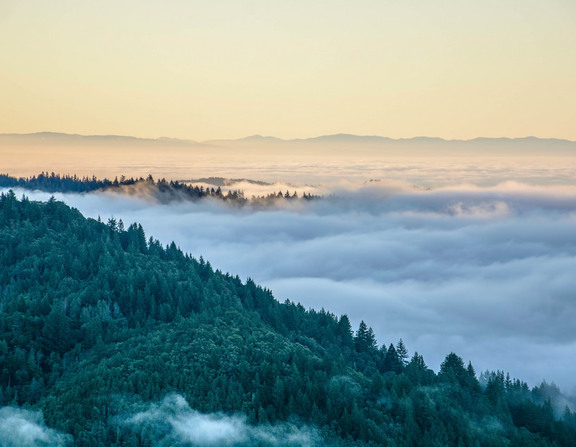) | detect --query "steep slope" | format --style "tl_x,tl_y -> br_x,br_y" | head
1,191 -> 575,446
